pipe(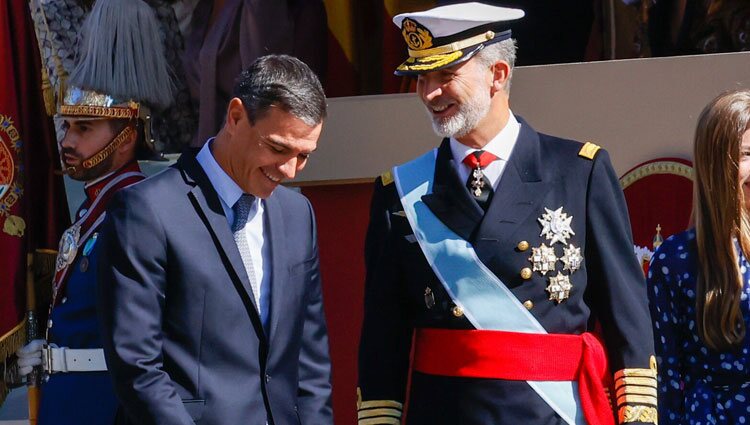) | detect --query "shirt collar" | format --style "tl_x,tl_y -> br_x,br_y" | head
196,137 -> 244,209
450,112 -> 520,163
83,161 -> 141,202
